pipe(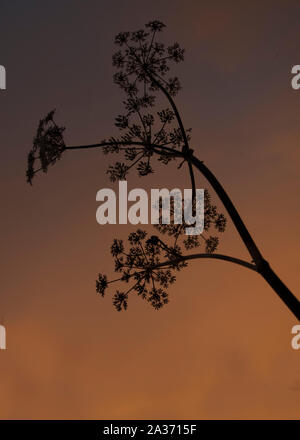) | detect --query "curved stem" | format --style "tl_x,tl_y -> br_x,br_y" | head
190,154 -> 300,320
65,141 -> 183,158
191,155 -> 263,263
146,72 -> 196,206
154,253 -> 257,272
64,133 -> 300,318
187,160 -> 196,204
146,72 -> 189,152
